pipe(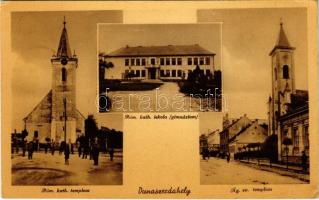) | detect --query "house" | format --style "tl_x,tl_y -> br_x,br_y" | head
100,44 -> 216,80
